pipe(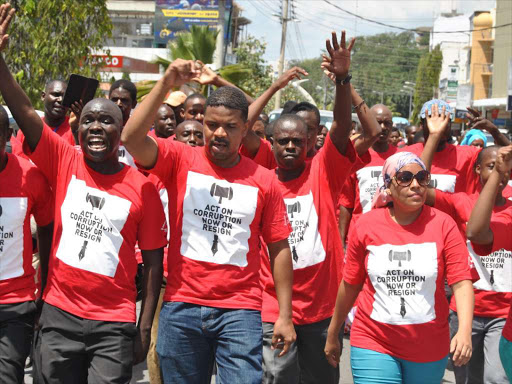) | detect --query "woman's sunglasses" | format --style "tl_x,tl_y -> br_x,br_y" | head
394,170 -> 431,187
